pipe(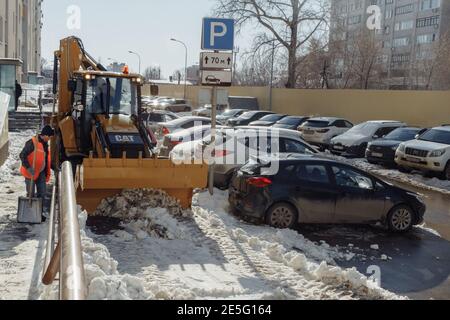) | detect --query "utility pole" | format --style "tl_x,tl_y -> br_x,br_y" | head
269,40 -> 276,111
233,46 -> 239,85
